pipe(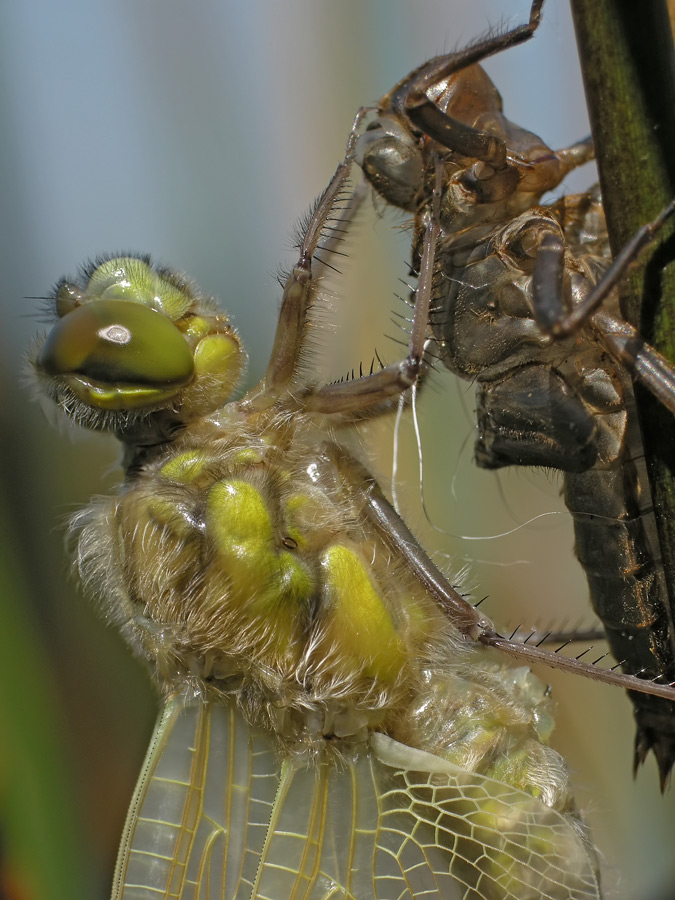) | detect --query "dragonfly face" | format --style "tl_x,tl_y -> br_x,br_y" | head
13,6 -> 667,900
